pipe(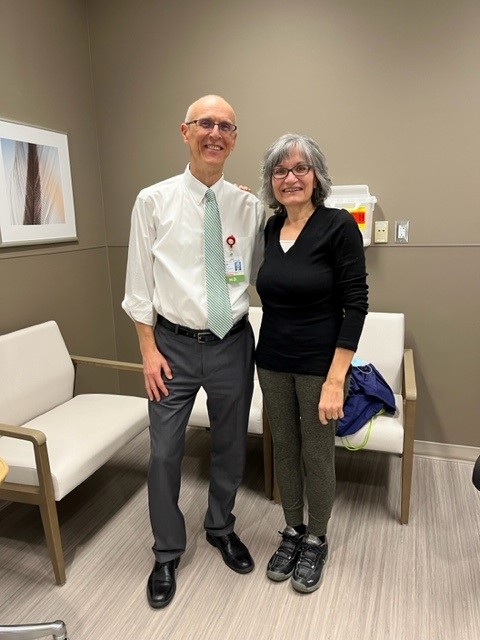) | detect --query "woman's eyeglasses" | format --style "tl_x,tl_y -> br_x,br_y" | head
272,163 -> 312,179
